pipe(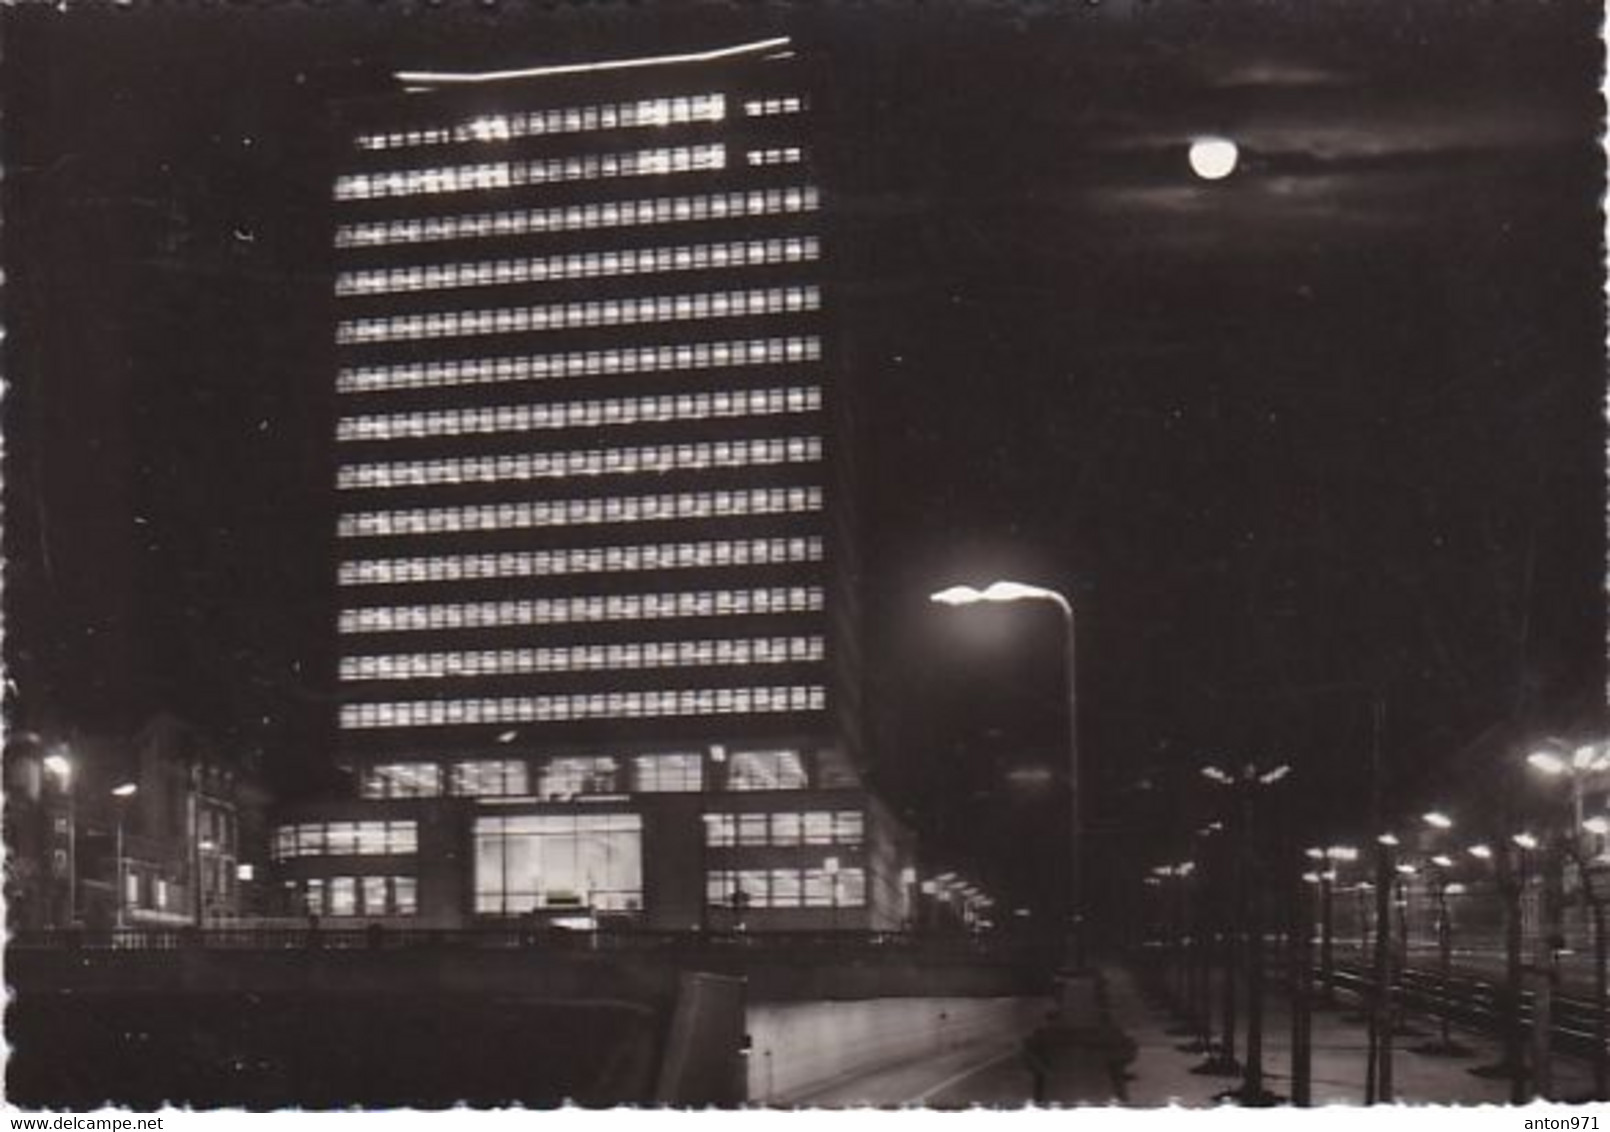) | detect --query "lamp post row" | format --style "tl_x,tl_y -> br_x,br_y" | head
1145,740 -> 1610,1106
